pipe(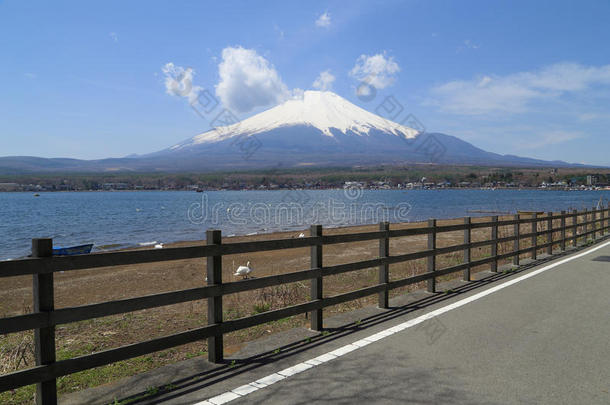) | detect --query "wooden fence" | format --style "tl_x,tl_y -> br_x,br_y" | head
1,205 -> 609,404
